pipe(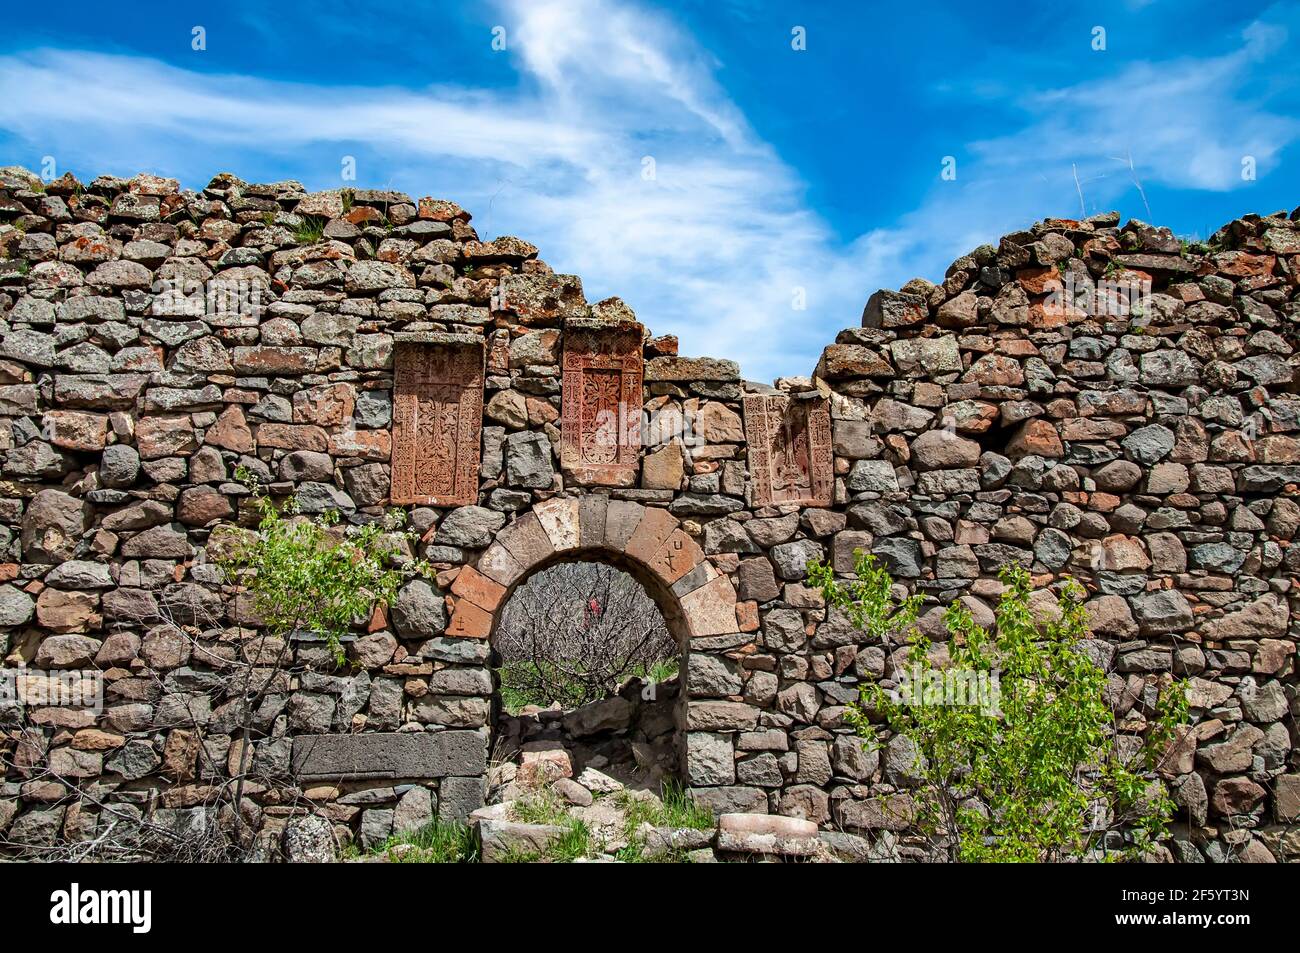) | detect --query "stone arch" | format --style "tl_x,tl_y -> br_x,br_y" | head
444,494 -> 741,787
445,495 -> 740,645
